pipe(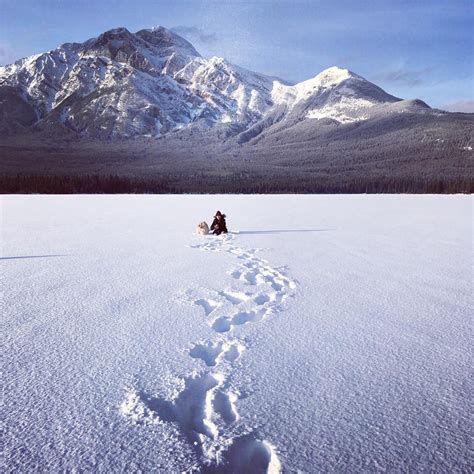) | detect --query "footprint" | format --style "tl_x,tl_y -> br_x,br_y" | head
236,254 -> 250,260
254,294 -> 270,305
213,390 -> 239,424
270,291 -> 283,304
243,271 -> 258,285
189,341 -> 226,367
224,343 -> 244,362
216,434 -> 281,474
121,372 -> 223,440
173,373 -> 224,440
231,310 -> 264,326
266,278 -> 284,292
195,298 -> 220,316
218,289 -> 251,305
212,317 -> 232,333
231,268 -> 265,286
124,372 -> 243,454
212,311 -> 264,333
190,341 -> 245,366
